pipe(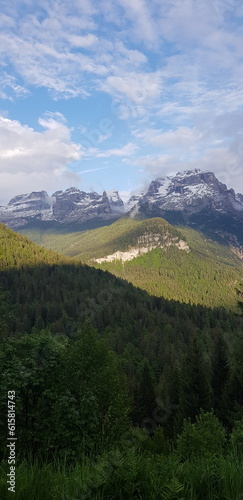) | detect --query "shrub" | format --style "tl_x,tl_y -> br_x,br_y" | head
176,411 -> 227,460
